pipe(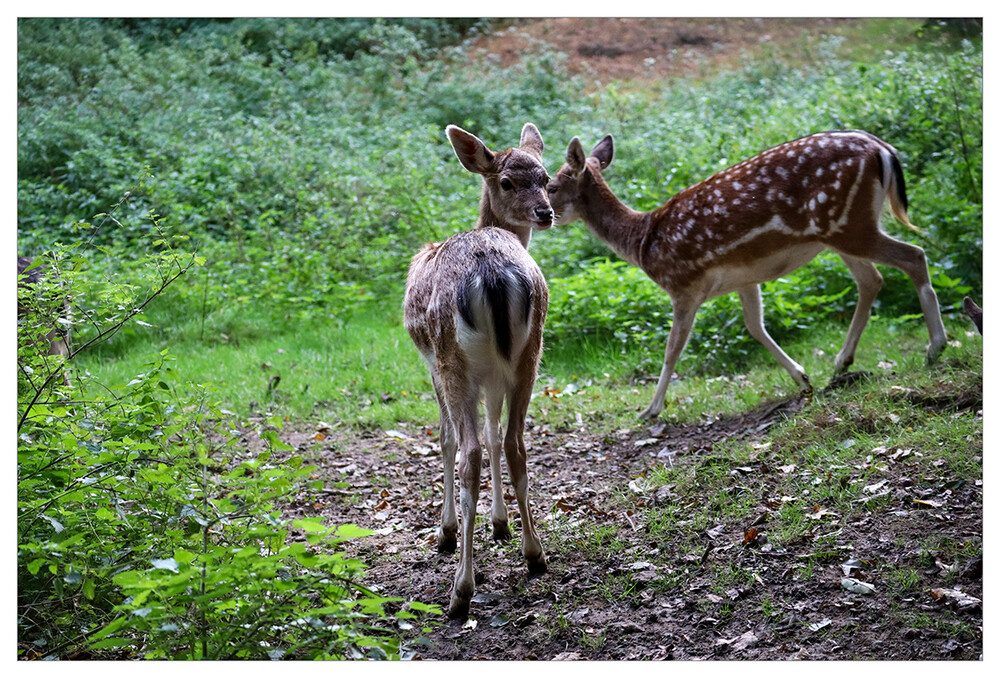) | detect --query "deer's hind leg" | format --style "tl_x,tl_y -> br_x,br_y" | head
503,359 -> 546,574
484,388 -> 511,541
831,253 -> 883,373
440,370 -> 482,619
431,371 -> 458,554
